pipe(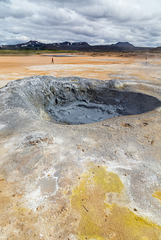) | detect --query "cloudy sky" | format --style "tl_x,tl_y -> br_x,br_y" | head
0,0 -> 161,47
